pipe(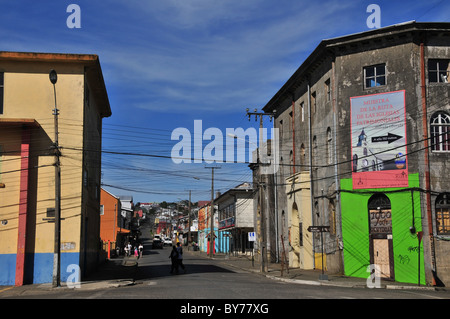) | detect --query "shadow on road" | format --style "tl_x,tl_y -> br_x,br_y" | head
134,263 -> 234,281
83,257 -> 138,282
